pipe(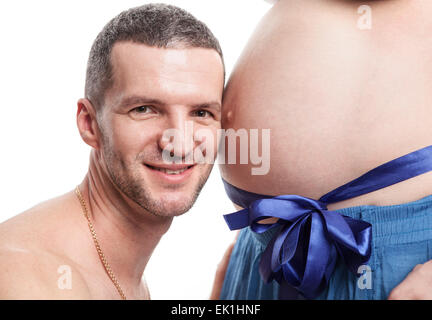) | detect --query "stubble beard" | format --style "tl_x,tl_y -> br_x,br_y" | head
102,142 -> 213,218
